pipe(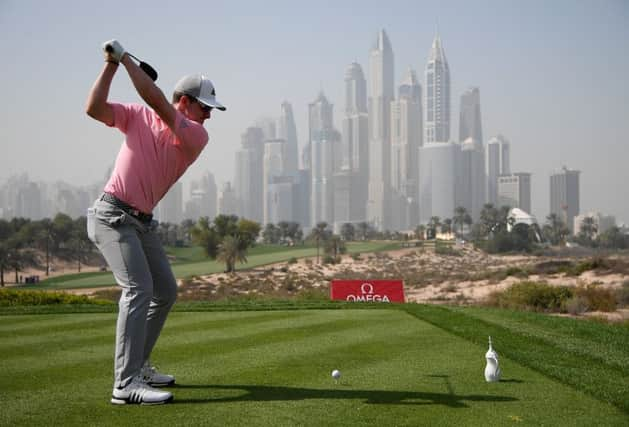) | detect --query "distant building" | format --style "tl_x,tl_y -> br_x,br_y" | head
217,182 -> 237,216
574,212 -> 615,237
458,138 -> 486,221
367,29 -> 395,231
497,172 -> 531,214
424,35 -> 451,144
550,166 -> 580,233
459,87 -> 483,143
156,181 -> 182,224
486,135 -> 511,206
263,139 -> 286,225
418,142 -> 459,223
234,126 -> 265,223
341,62 -> 369,223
